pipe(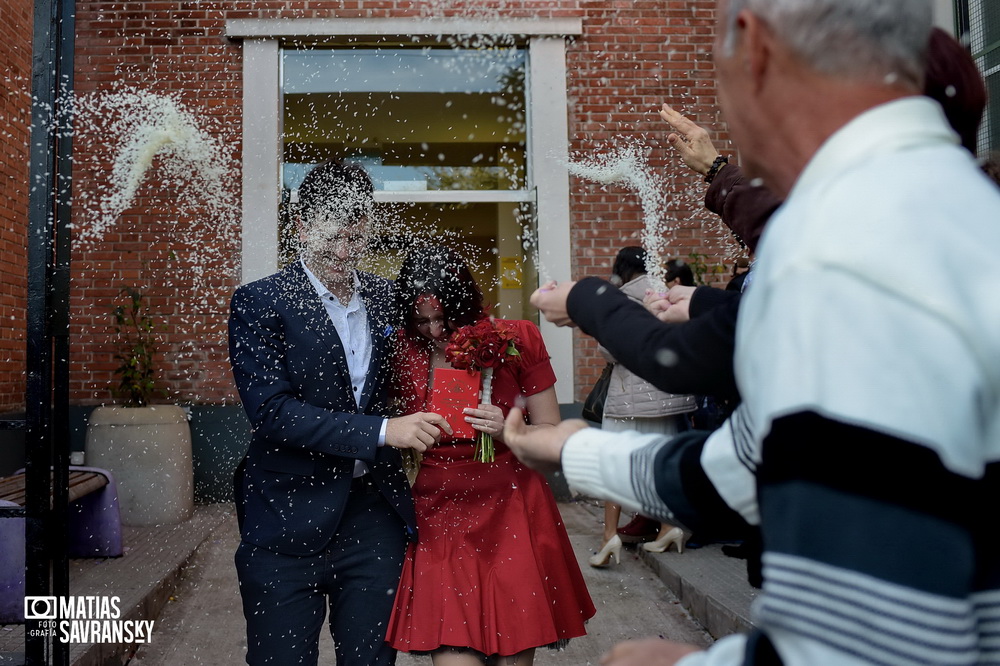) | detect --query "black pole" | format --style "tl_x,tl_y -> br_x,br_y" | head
51,0 -> 76,663
26,0 -> 62,662
955,0 -> 971,41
